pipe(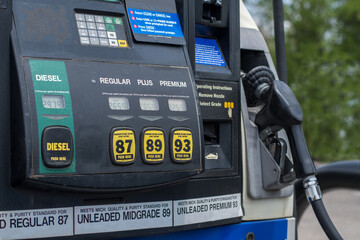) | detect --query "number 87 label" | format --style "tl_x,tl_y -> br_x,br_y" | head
111,128 -> 136,165
171,129 -> 193,163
